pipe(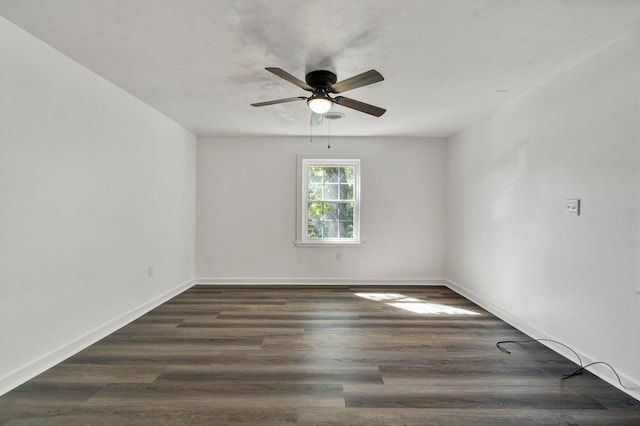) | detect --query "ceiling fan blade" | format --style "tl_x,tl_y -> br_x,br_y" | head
329,70 -> 384,93
251,97 -> 307,107
333,96 -> 386,117
265,67 -> 314,91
